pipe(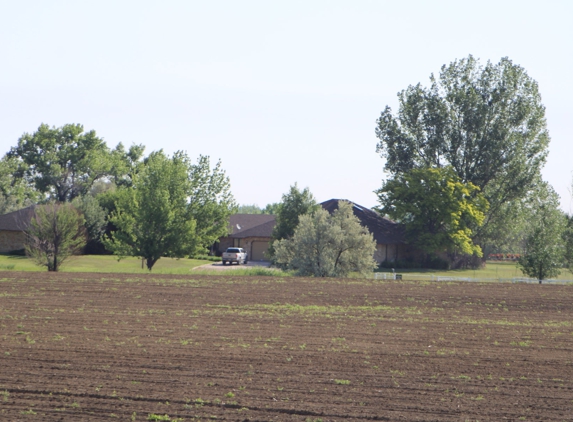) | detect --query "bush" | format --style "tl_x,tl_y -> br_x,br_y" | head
189,254 -> 221,262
